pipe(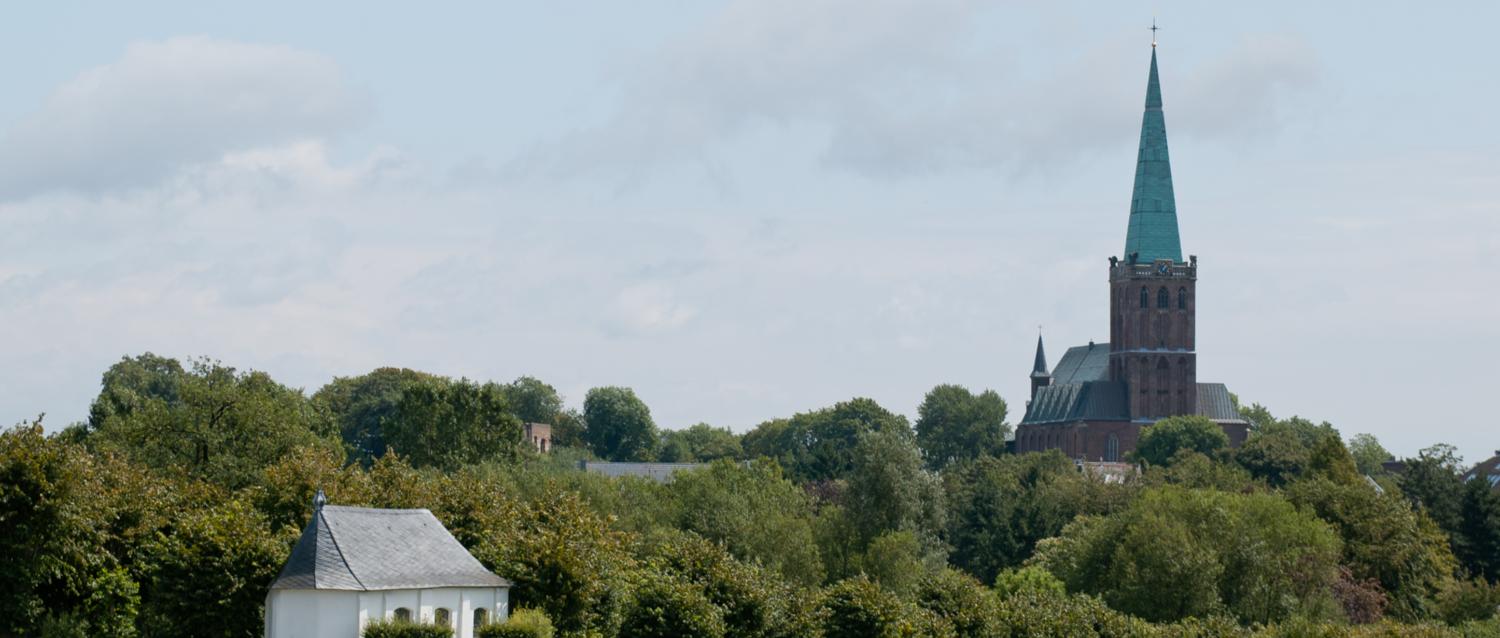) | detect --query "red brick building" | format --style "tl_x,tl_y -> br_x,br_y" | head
1016,43 -> 1248,461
